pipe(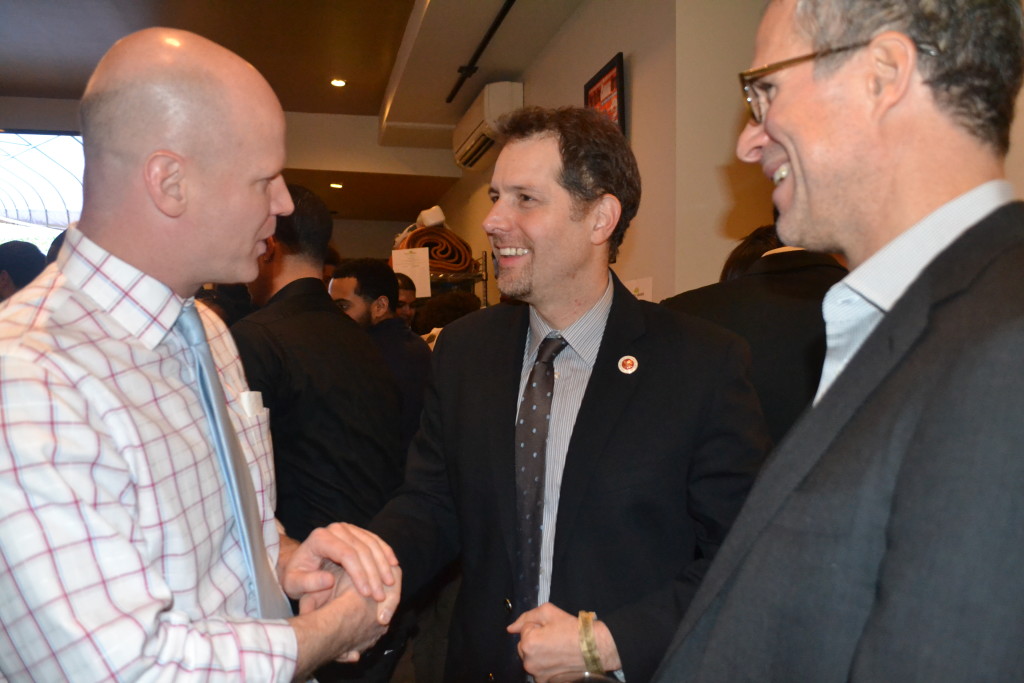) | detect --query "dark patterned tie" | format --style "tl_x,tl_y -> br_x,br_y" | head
176,302 -> 292,619
513,334 -> 568,618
